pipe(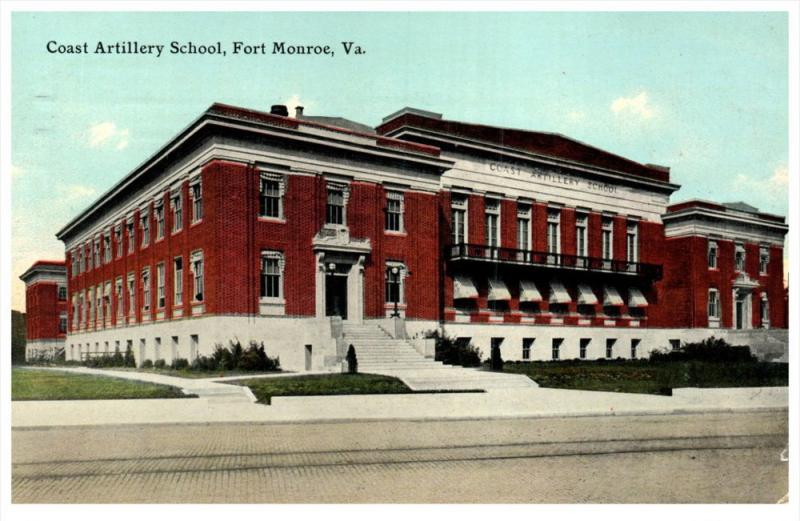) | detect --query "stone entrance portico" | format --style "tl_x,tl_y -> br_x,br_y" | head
313,225 -> 371,323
